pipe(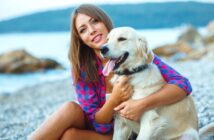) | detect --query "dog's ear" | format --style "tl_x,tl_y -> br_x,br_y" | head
136,36 -> 146,60
145,45 -> 154,64
136,36 -> 154,64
